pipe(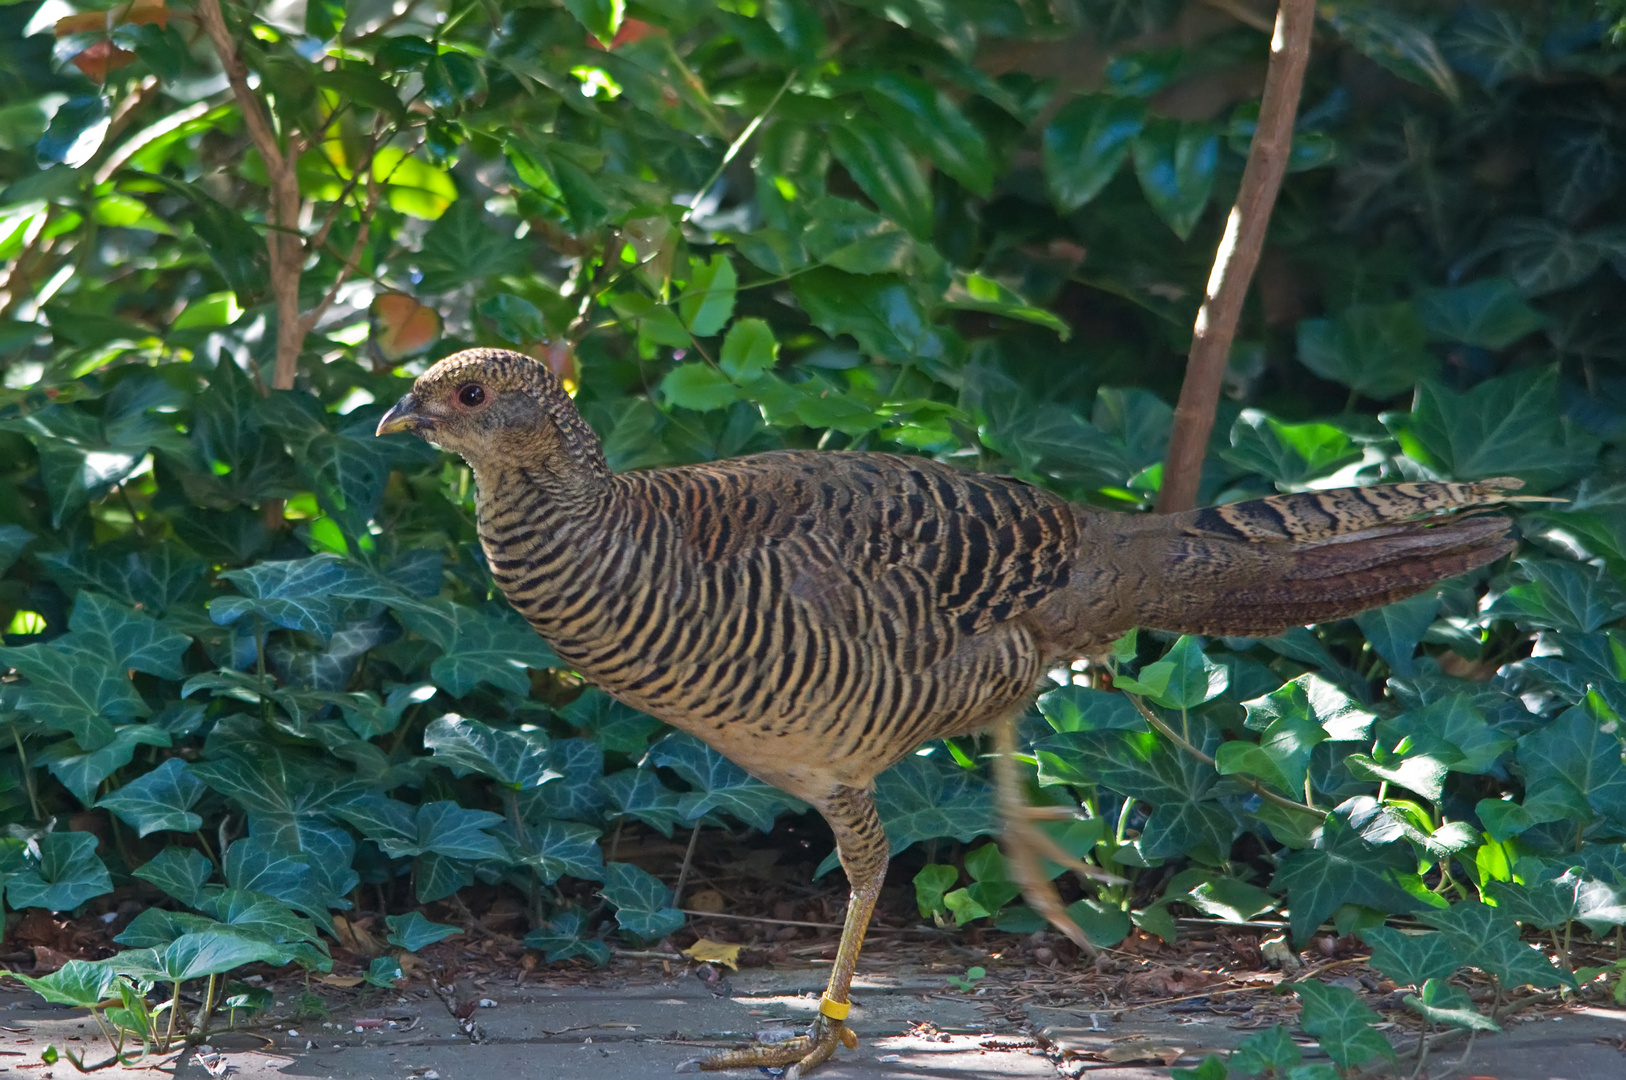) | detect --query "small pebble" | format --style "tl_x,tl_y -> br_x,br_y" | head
477,999 -> 496,1008
287,1030 -> 299,1037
